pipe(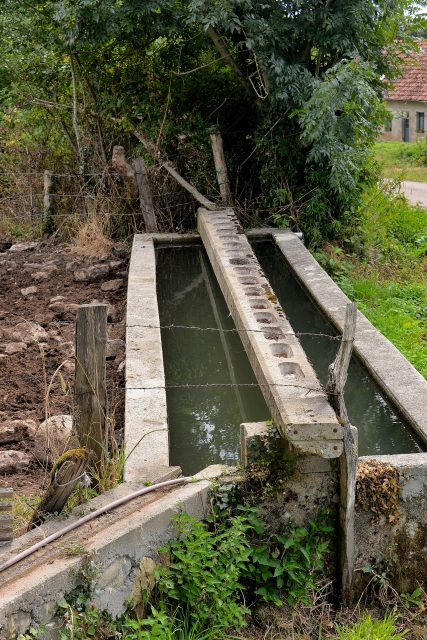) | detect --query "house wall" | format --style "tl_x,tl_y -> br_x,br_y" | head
379,99 -> 427,142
